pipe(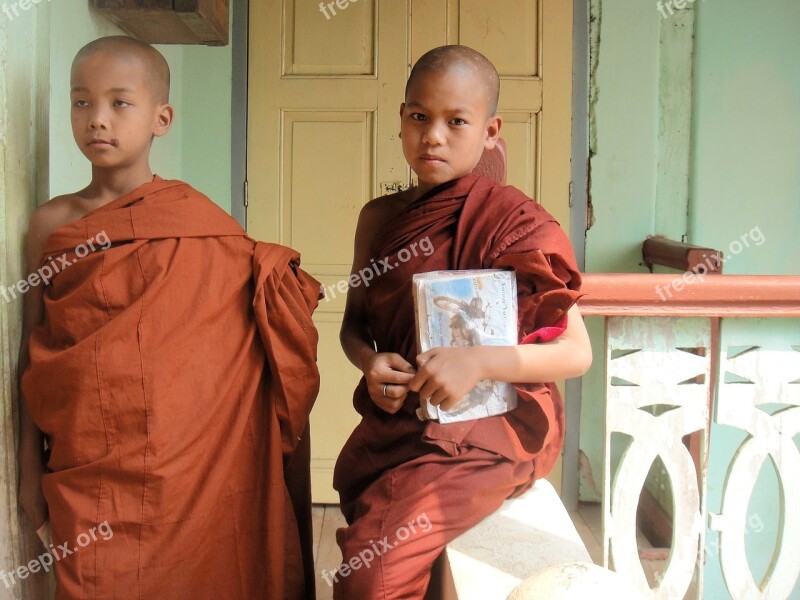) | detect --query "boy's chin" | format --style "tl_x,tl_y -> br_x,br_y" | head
416,173 -> 471,191
79,152 -> 127,170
